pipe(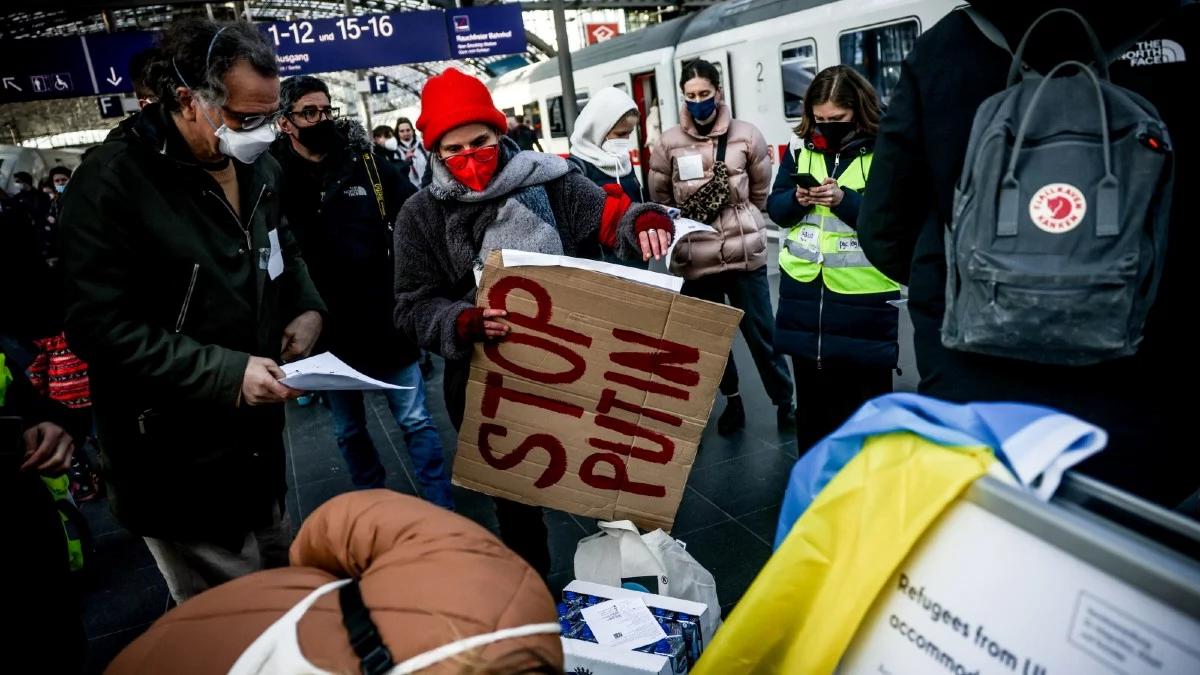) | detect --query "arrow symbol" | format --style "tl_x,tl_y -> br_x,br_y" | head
105,66 -> 123,87
2,77 -> 21,92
